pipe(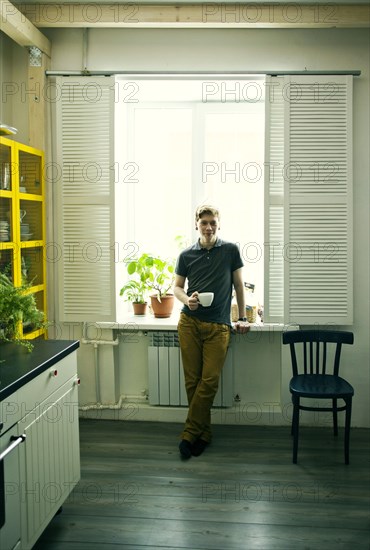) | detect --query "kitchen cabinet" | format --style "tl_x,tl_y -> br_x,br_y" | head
0,136 -> 46,340
0,340 -> 80,550
0,424 -> 24,550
